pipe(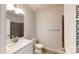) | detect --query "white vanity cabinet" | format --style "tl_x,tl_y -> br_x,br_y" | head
6,39 -> 33,54
14,43 -> 33,54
